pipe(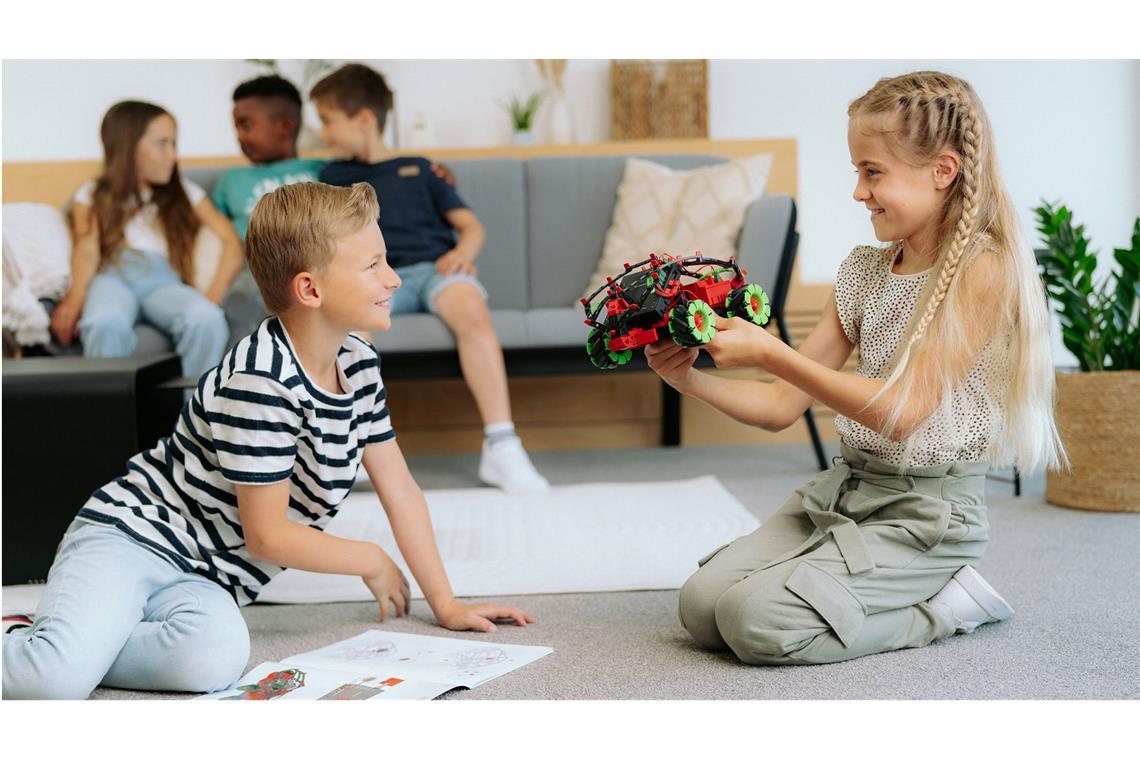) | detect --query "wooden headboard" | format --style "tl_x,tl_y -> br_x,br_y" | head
2,138 -> 797,207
